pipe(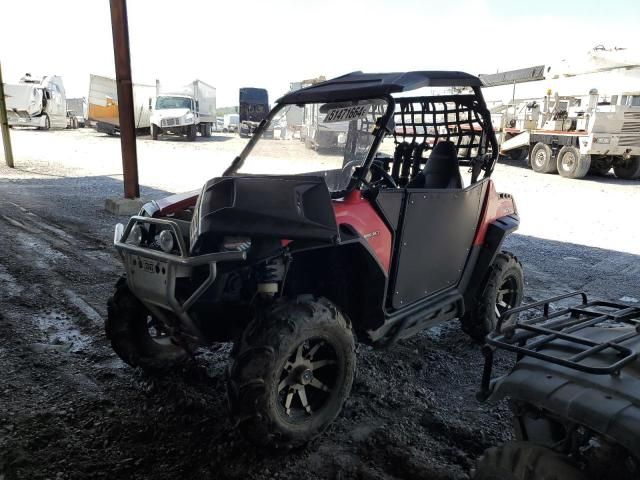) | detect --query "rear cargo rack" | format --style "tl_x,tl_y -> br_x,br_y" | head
479,292 -> 640,400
